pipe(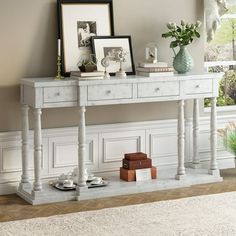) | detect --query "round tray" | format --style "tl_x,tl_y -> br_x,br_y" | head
54,183 -> 76,191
